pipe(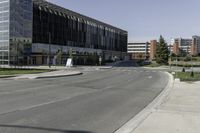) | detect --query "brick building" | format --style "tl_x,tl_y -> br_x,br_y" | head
128,40 -> 157,60
150,40 -> 157,60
